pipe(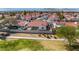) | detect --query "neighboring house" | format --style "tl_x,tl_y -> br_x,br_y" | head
31,13 -> 36,20
17,20 -> 27,27
52,21 -> 65,28
35,12 -> 41,18
17,20 -> 29,30
48,14 -> 60,22
52,22 -> 78,28
40,15 -> 48,20
27,20 -> 49,31
16,14 -> 21,20
24,15 -> 32,22
50,21 -> 78,28
65,22 -> 78,27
